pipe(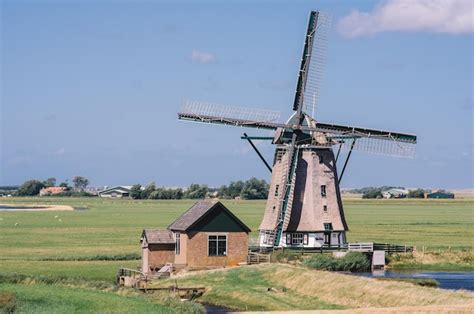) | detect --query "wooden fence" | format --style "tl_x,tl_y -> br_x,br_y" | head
247,252 -> 271,264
